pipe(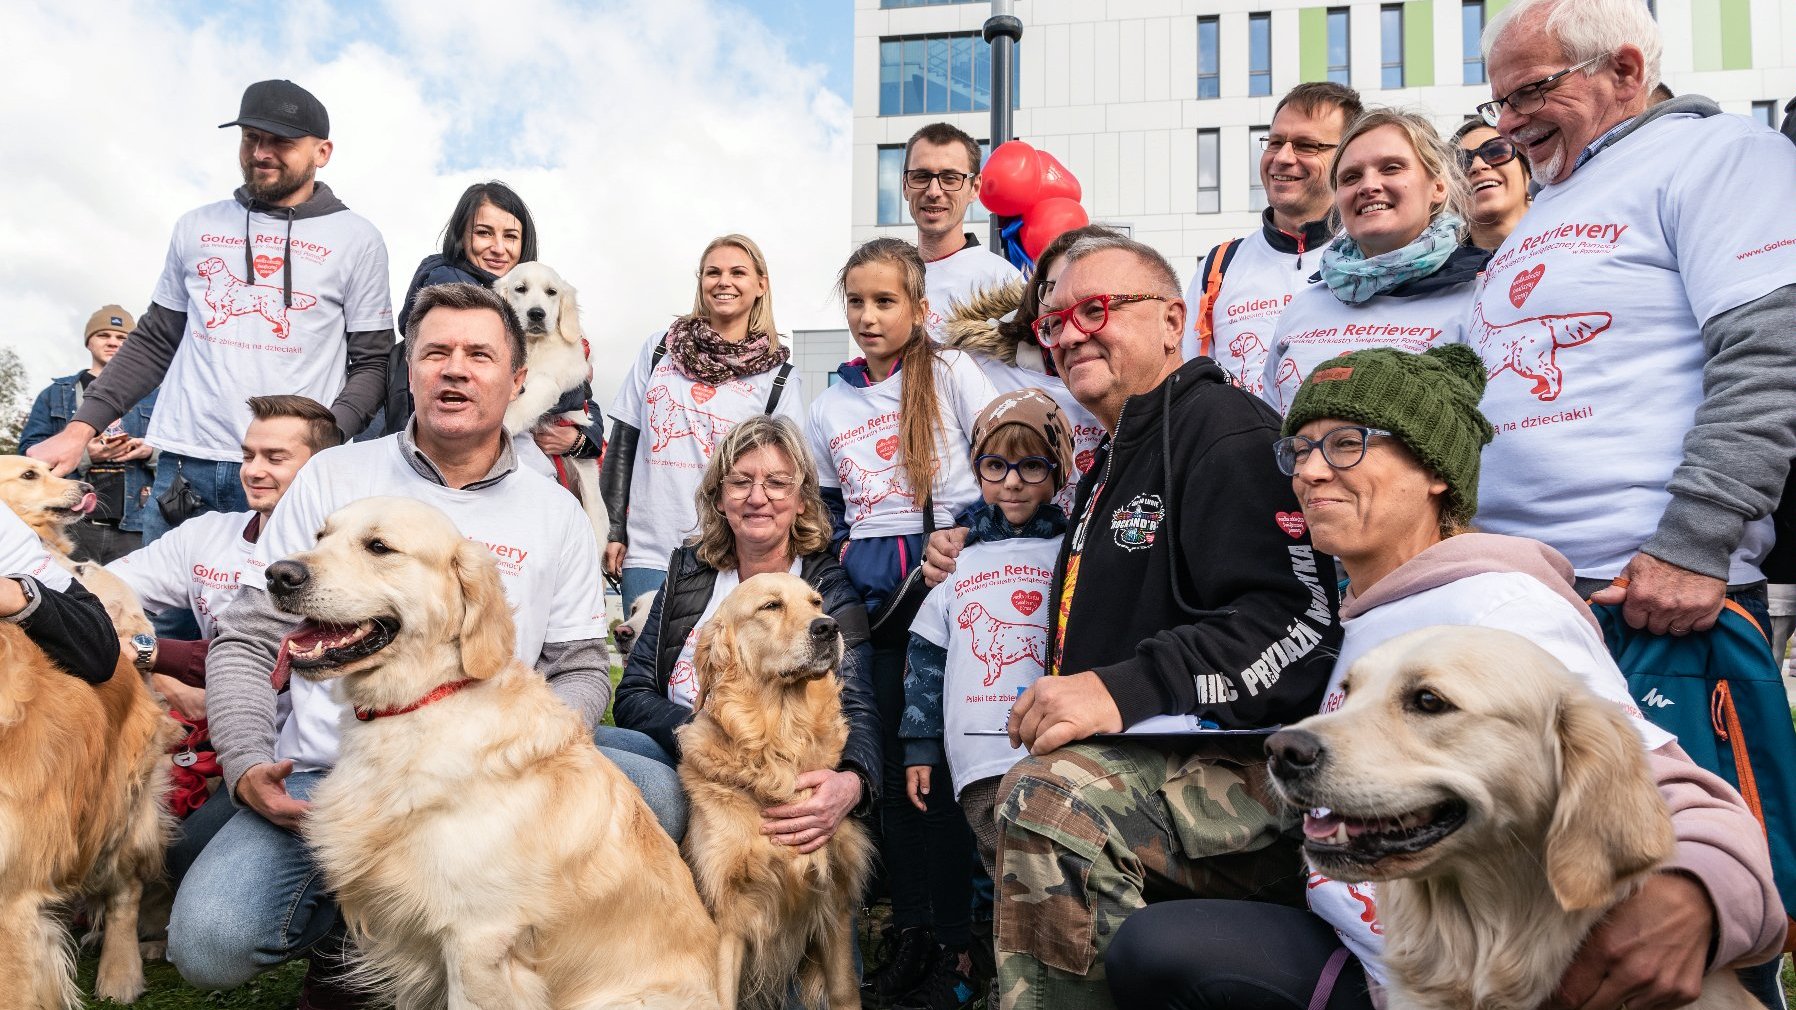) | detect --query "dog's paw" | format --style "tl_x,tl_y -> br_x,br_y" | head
138,939 -> 167,962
